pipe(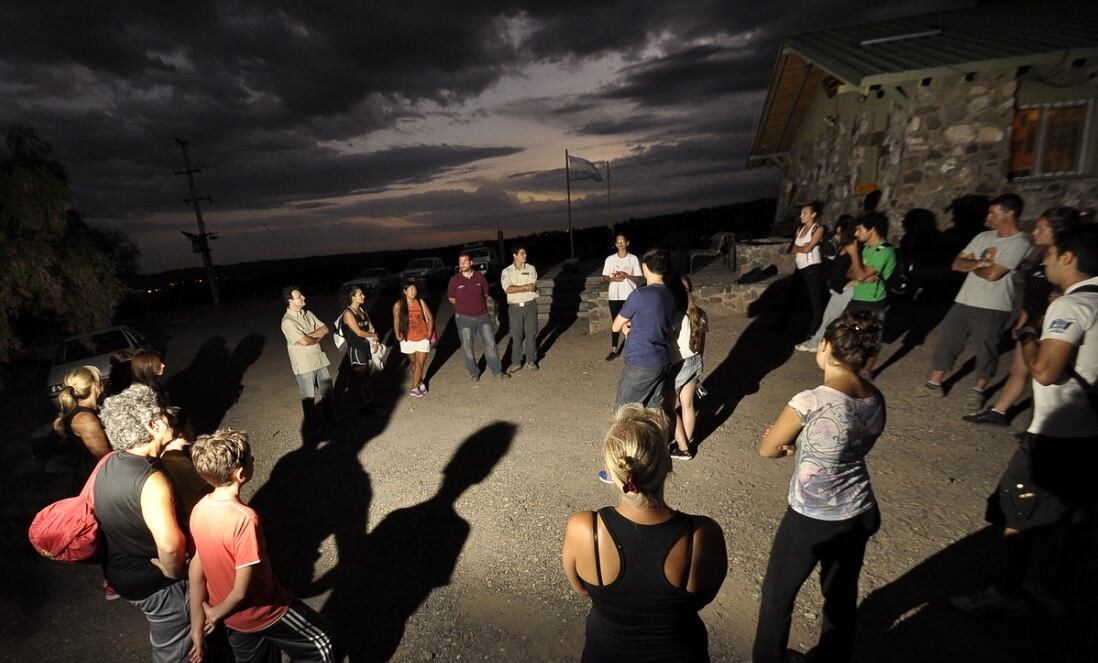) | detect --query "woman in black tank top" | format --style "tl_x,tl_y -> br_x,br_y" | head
52,365 -> 111,463
562,405 -> 728,662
